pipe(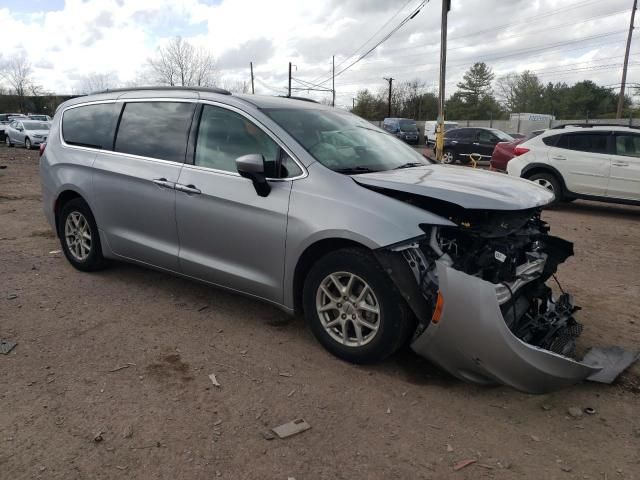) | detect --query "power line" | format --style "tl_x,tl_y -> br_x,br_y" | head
449,0 -> 603,41
312,1 -> 429,87
333,52 -> 640,90
332,31 -> 627,78
373,8 -> 629,59
330,0 -> 414,73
